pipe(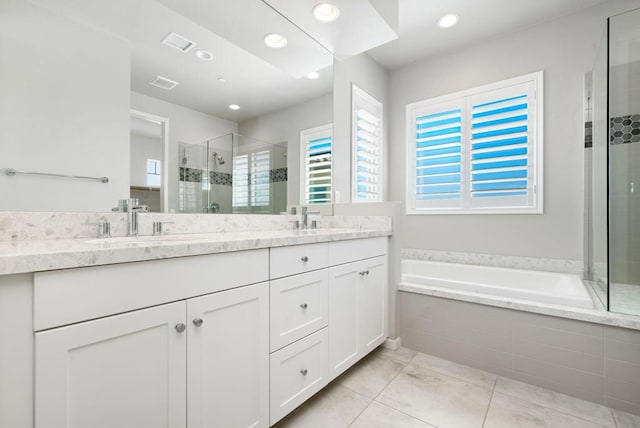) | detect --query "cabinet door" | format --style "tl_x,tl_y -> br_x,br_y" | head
328,263 -> 360,379
187,282 -> 269,428
35,301 -> 187,428
357,256 -> 387,355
